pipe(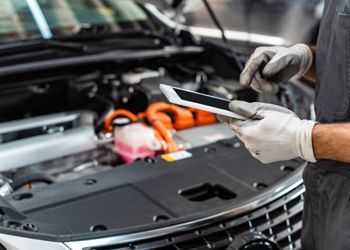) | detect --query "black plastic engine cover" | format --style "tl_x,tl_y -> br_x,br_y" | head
5,138 -> 303,235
